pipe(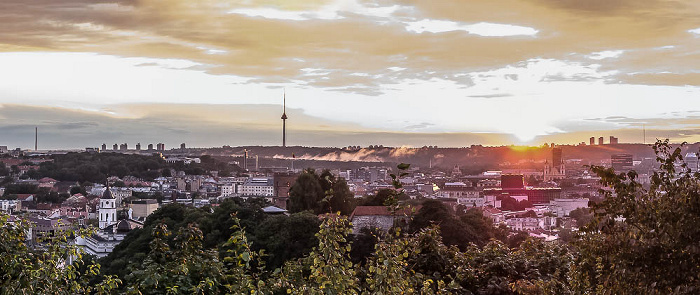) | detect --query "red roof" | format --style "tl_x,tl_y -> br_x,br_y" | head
16,194 -> 34,201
